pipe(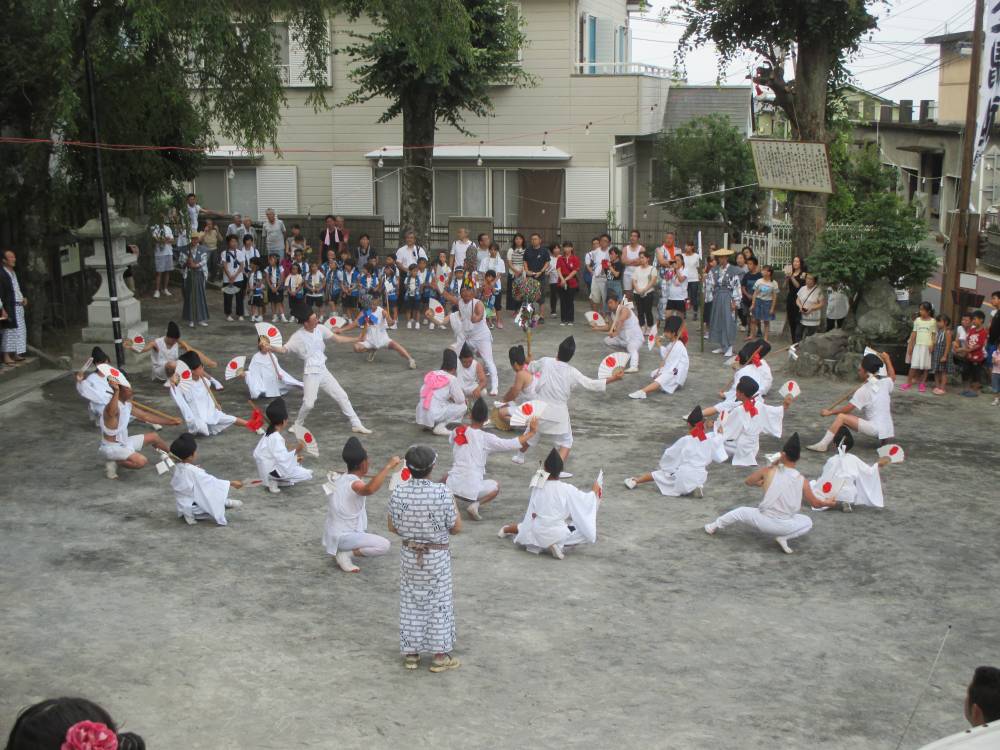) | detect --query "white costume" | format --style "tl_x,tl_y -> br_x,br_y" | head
150,336 -> 179,381
322,473 -> 391,556
358,307 -> 392,350
810,448 -> 885,508
849,376 -> 895,440
710,465 -> 813,542
171,463 -> 232,525
77,372 -> 113,424
169,379 -> 237,436
650,340 -> 690,394
512,479 -> 600,556
714,361 -> 773,412
445,426 -> 521,500
416,370 -> 467,429
457,359 -> 483,398
283,325 -> 363,429
245,351 -> 303,399
651,431 -> 727,496
252,431 -> 313,485
526,357 -> 607,449
604,305 -> 643,370
457,297 -> 498,391
711,398 -> 784,467
97,400 -> 143,461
